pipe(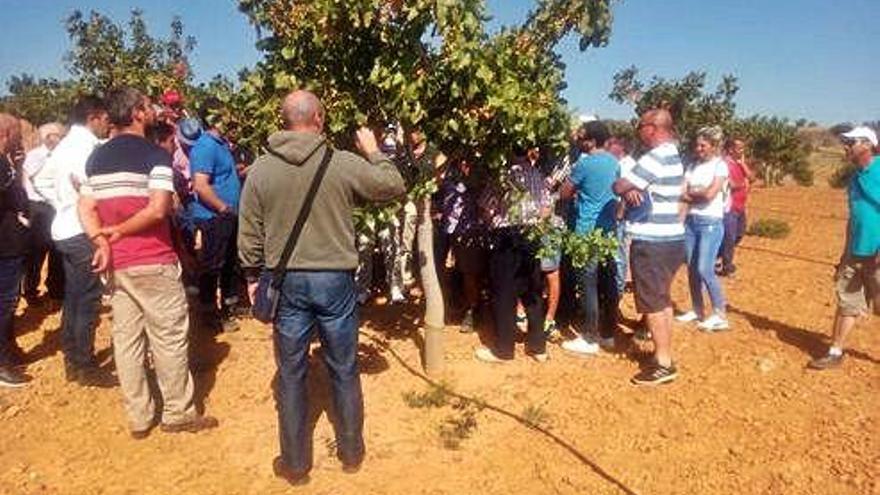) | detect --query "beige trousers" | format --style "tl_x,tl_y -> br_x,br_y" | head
111,263 -> 195,431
